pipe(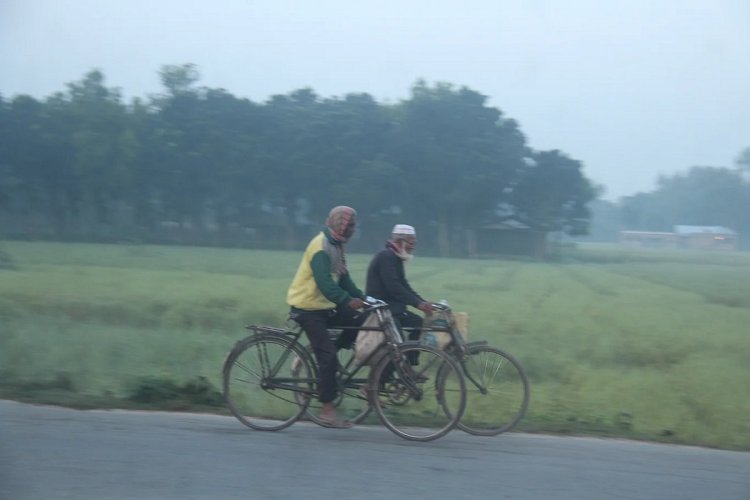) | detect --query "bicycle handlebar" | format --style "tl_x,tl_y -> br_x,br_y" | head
430,301 -> 451,312
359,297 -> 451,313
361,296 -> 388,312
